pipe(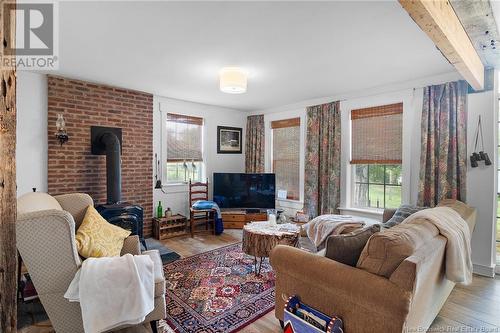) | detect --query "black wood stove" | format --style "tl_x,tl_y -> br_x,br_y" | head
92,126 -> 146,248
